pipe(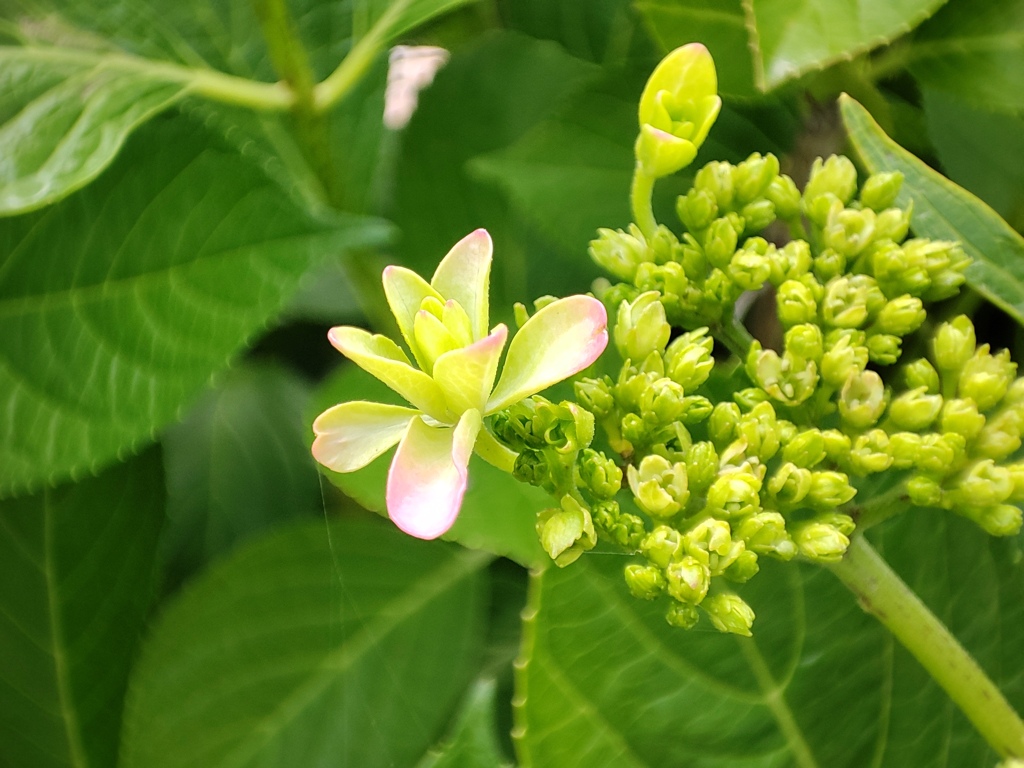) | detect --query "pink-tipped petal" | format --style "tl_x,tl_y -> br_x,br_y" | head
386,409 -> 482,540
382,265 -> 443,370
486,296 -> 608,413
312,401 -> 417,472
328,326 -> 448,420
431,229 -> 492,341
432,324 -> 508,415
